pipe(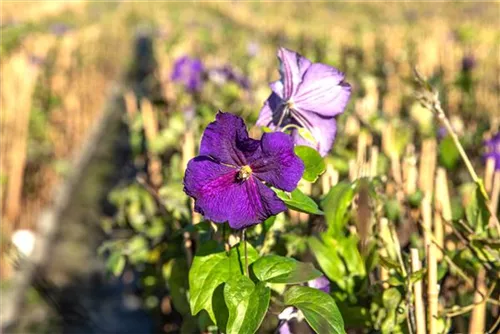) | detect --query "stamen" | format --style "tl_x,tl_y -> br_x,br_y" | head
276,104 -> 289,128
238,165 -> 253,181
